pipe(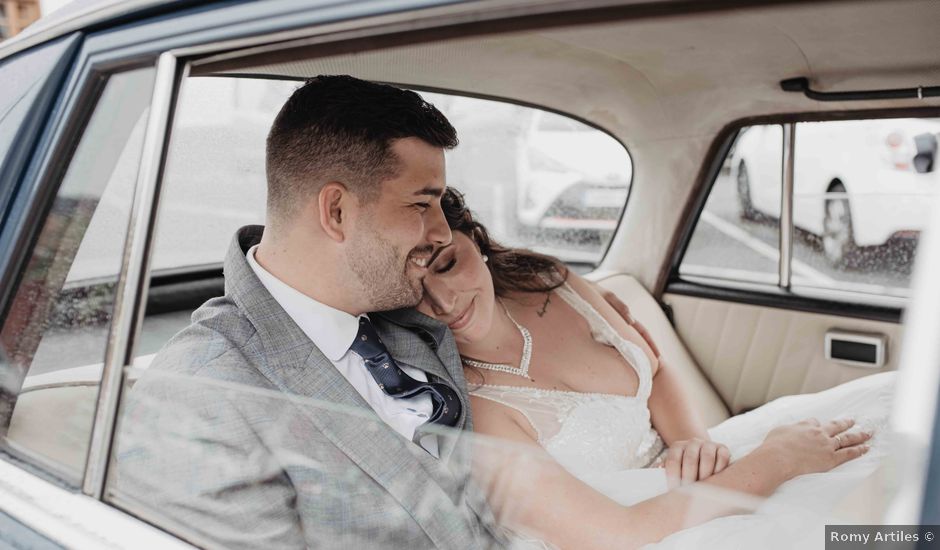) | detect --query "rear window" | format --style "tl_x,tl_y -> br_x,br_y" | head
150,77 -> 633,272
